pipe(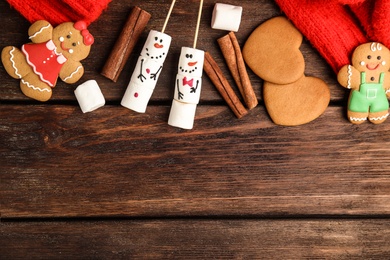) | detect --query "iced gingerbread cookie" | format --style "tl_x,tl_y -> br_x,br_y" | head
1,20 -> 94,101
337,42 -> 390,124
